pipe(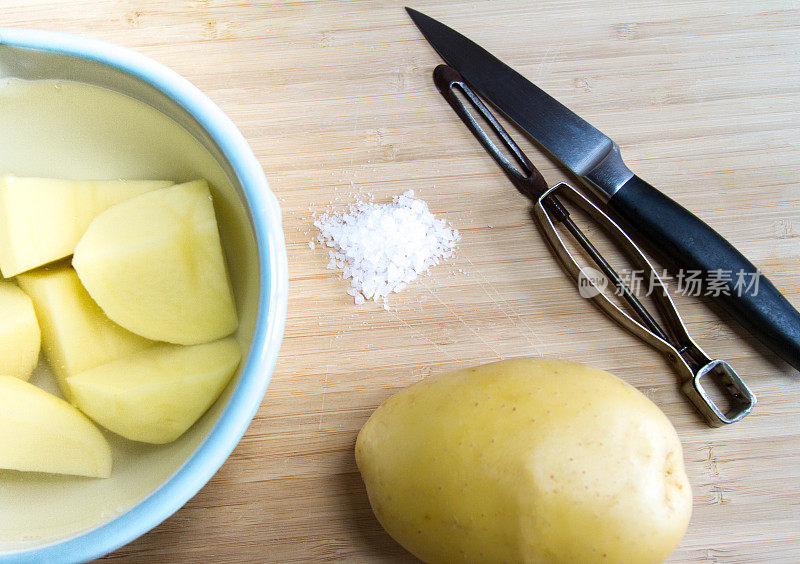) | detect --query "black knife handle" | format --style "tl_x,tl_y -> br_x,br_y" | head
609,174 -> 800,370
